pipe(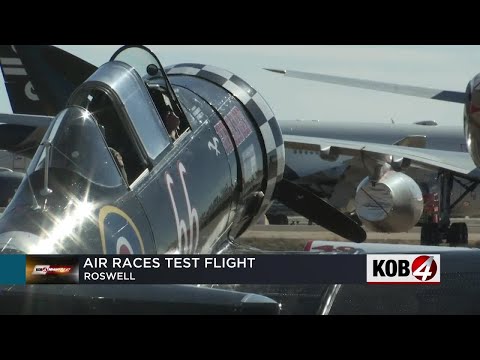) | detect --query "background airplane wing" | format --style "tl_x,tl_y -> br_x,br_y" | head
0,113 -> 53,128
284,134 -> 480,177
0,113 -> 53,206
265,68 -> 466,104
0,113 -> 53,157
